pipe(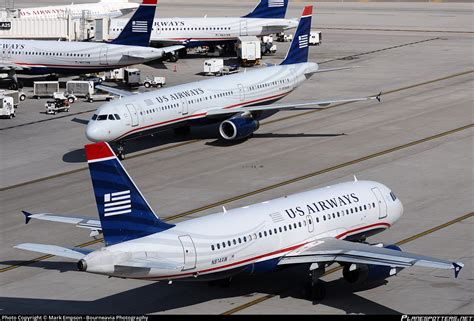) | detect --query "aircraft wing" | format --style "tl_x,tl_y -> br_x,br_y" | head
199,93 -> 381,117
160,45 -> 185,54
278,237 -> 464,278
22,211 -> 101,231
14,243 -> 93,260
95,84 -> 135,97
0,62 -> 30,71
